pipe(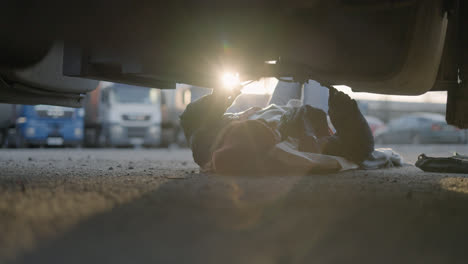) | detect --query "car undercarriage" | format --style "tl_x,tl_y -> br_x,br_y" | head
1,0 -> 467,127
